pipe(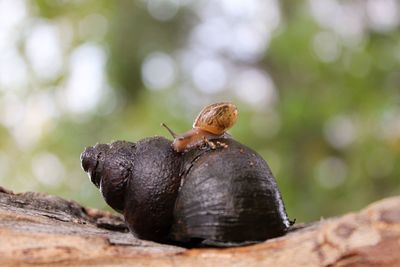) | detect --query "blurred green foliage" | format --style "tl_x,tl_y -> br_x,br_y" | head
0,0 -> 399,223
